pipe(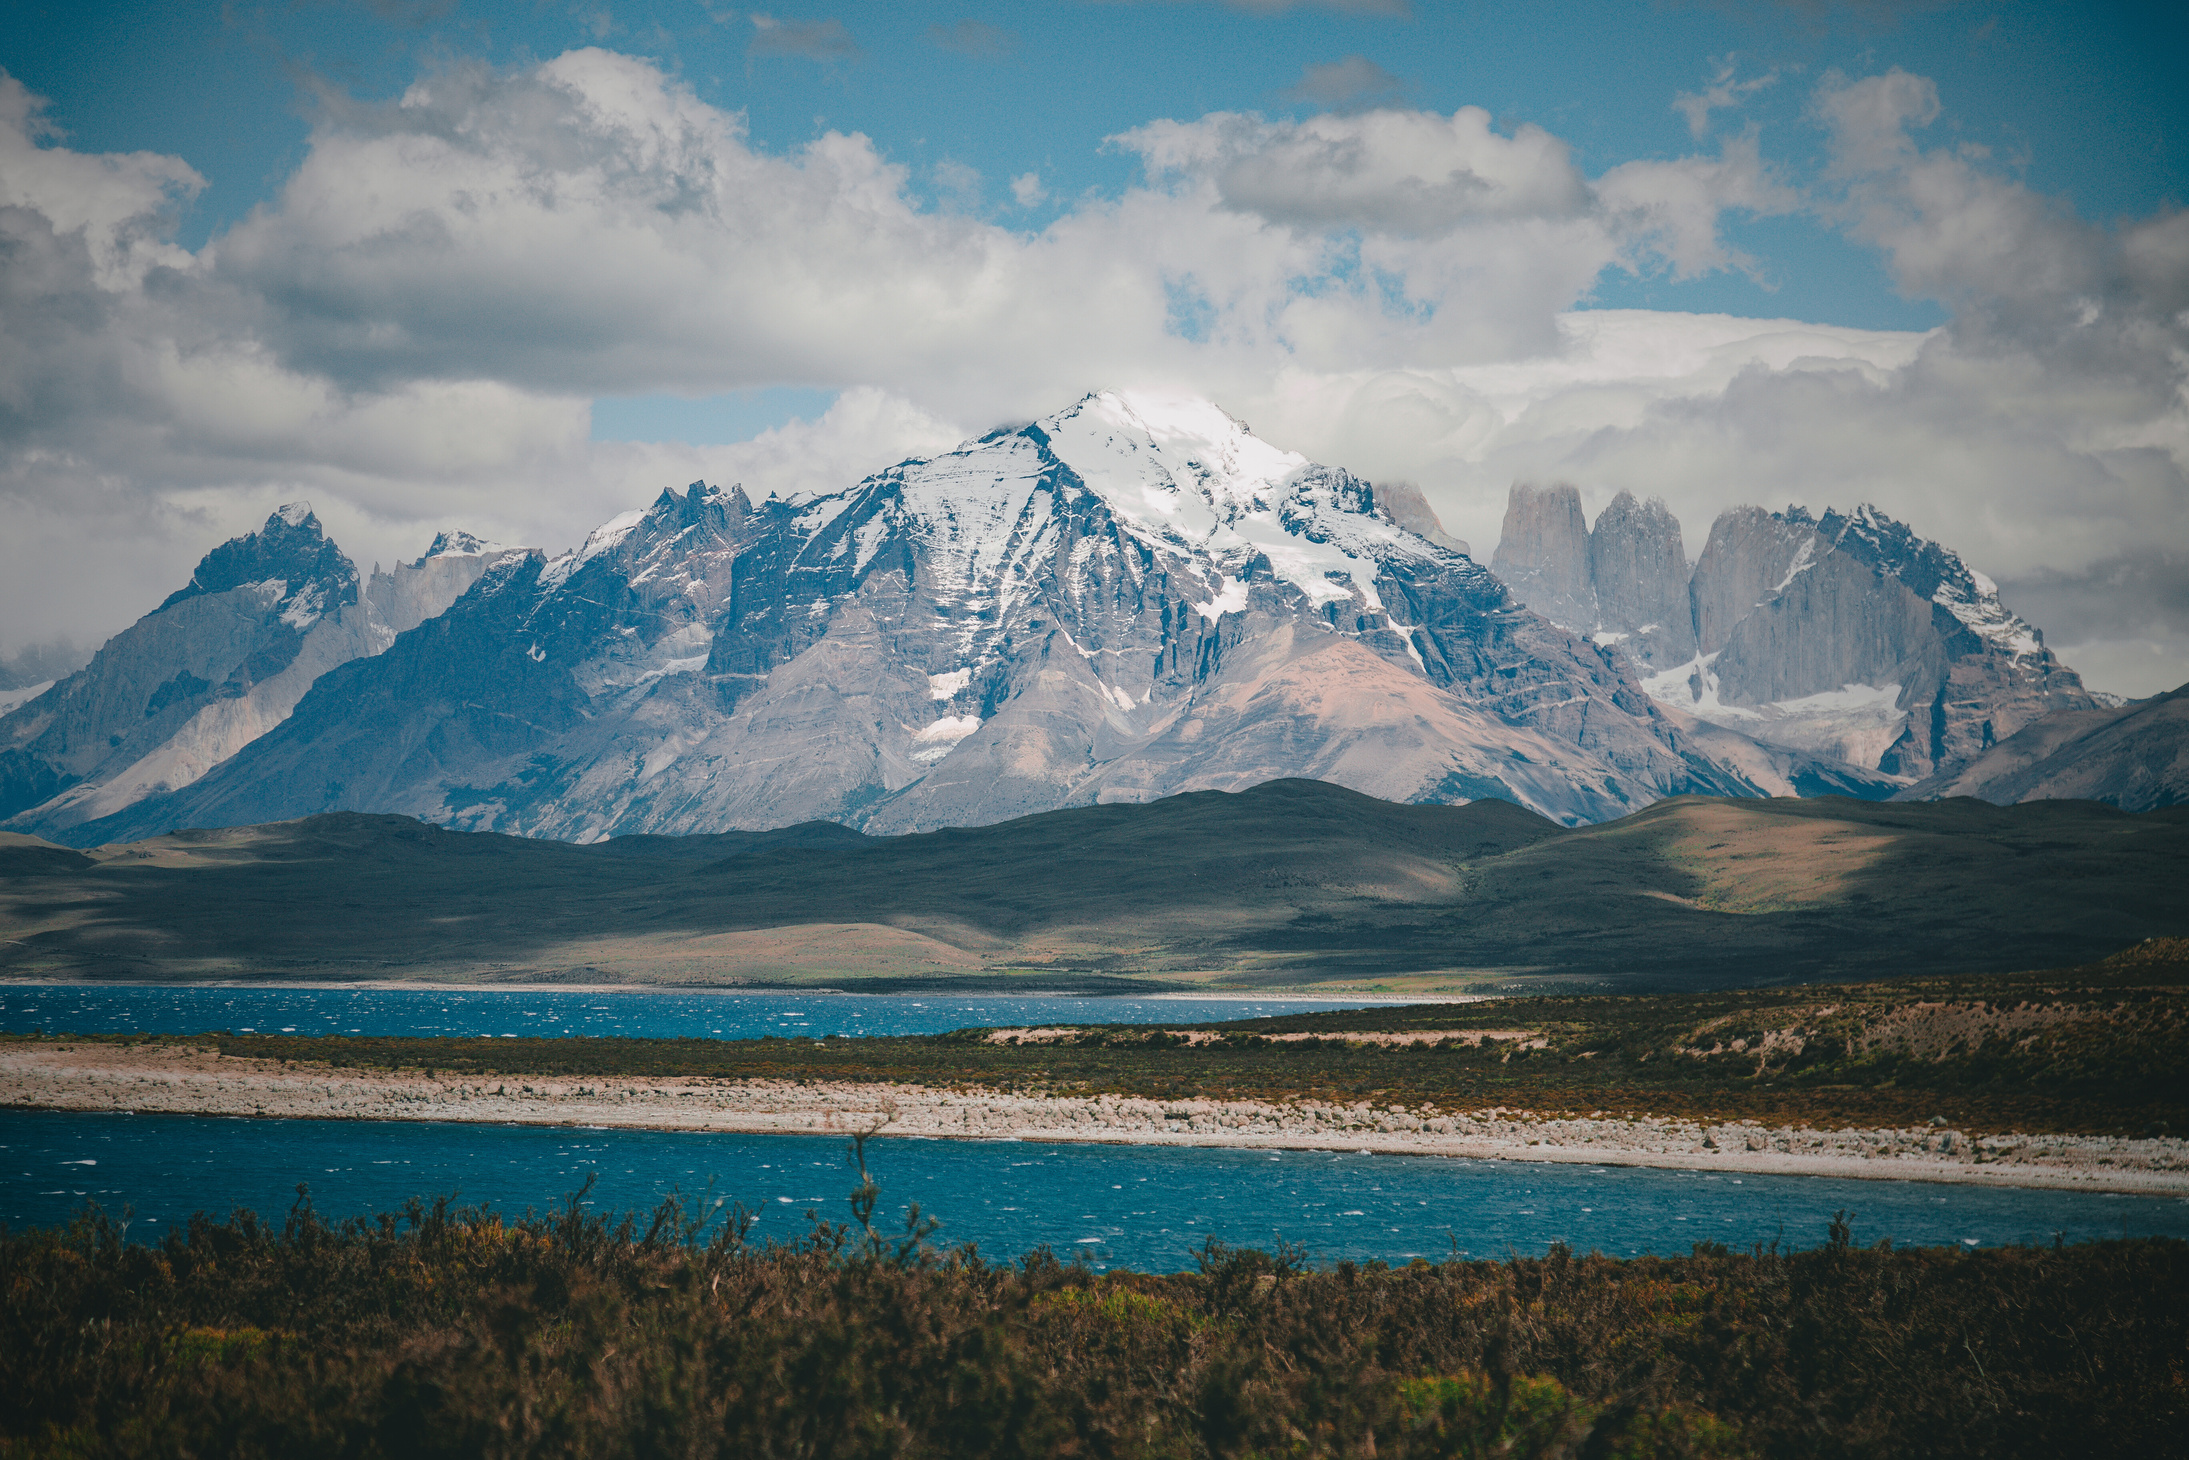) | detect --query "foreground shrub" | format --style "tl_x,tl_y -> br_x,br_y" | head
0,1185 -> 2180,1460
